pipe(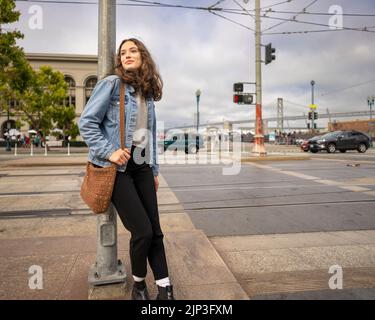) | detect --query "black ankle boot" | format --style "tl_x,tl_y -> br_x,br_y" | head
131,280 -> 150,300
156,285 -> 175,300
